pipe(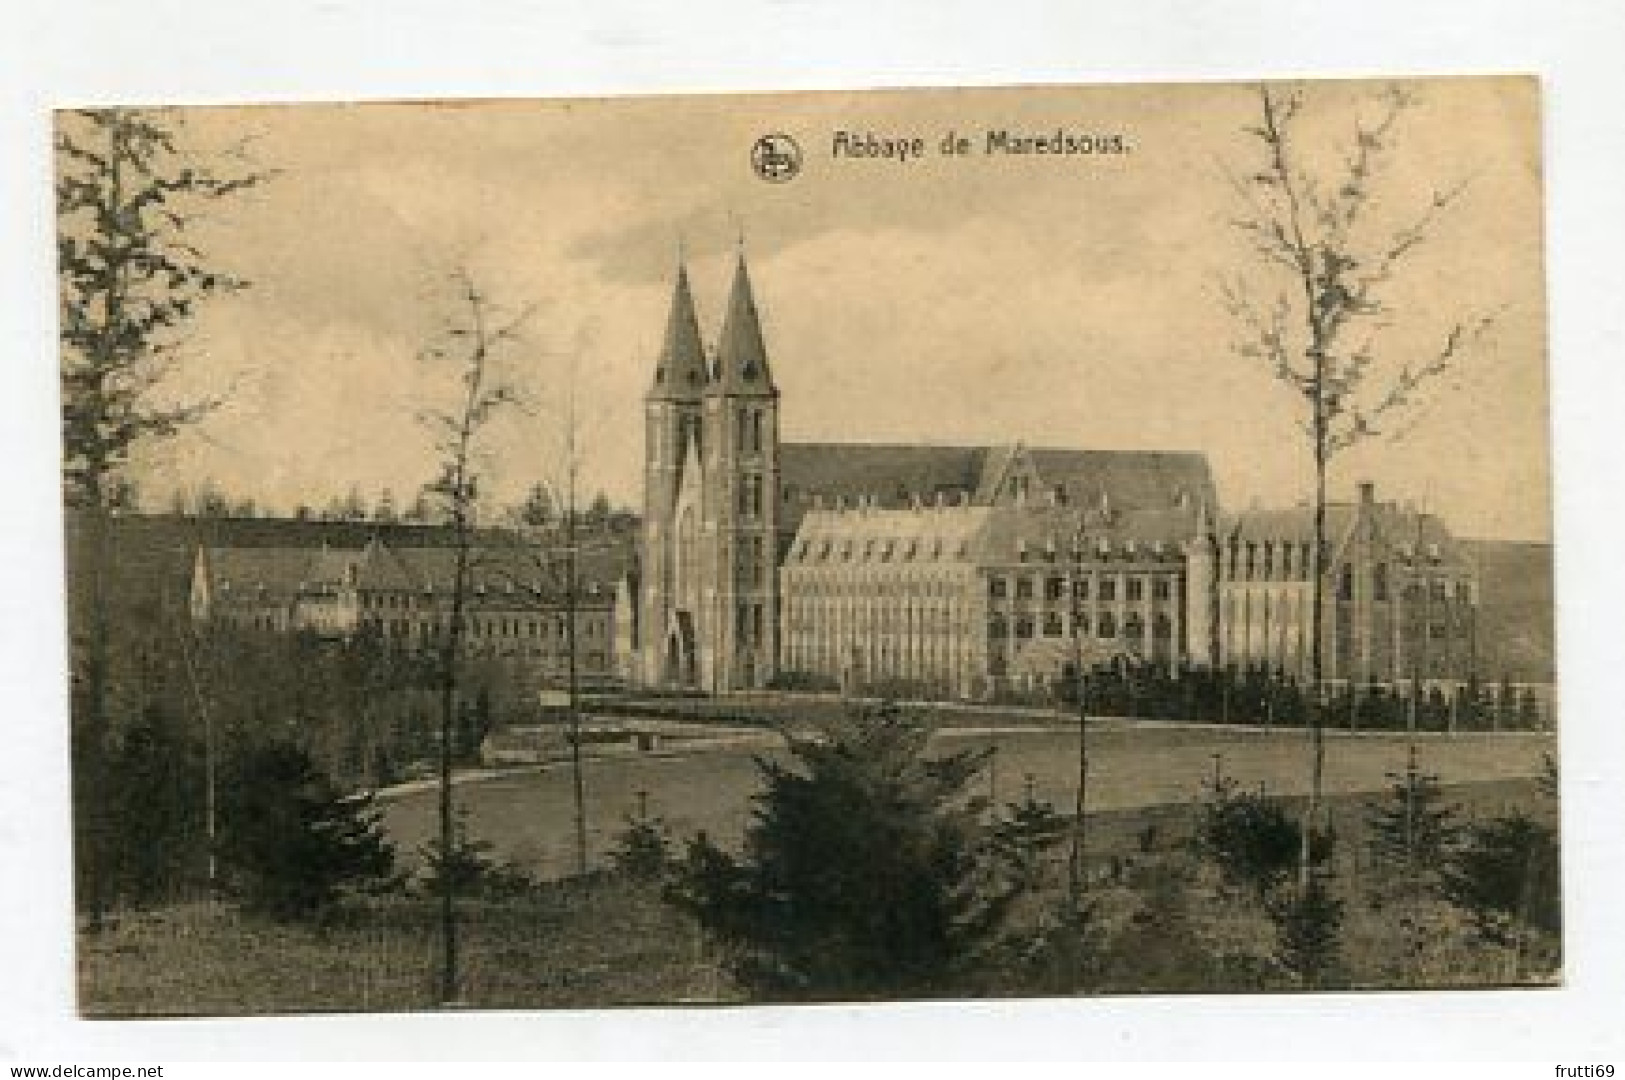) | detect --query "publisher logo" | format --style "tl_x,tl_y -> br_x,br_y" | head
751,133 -> 802,183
